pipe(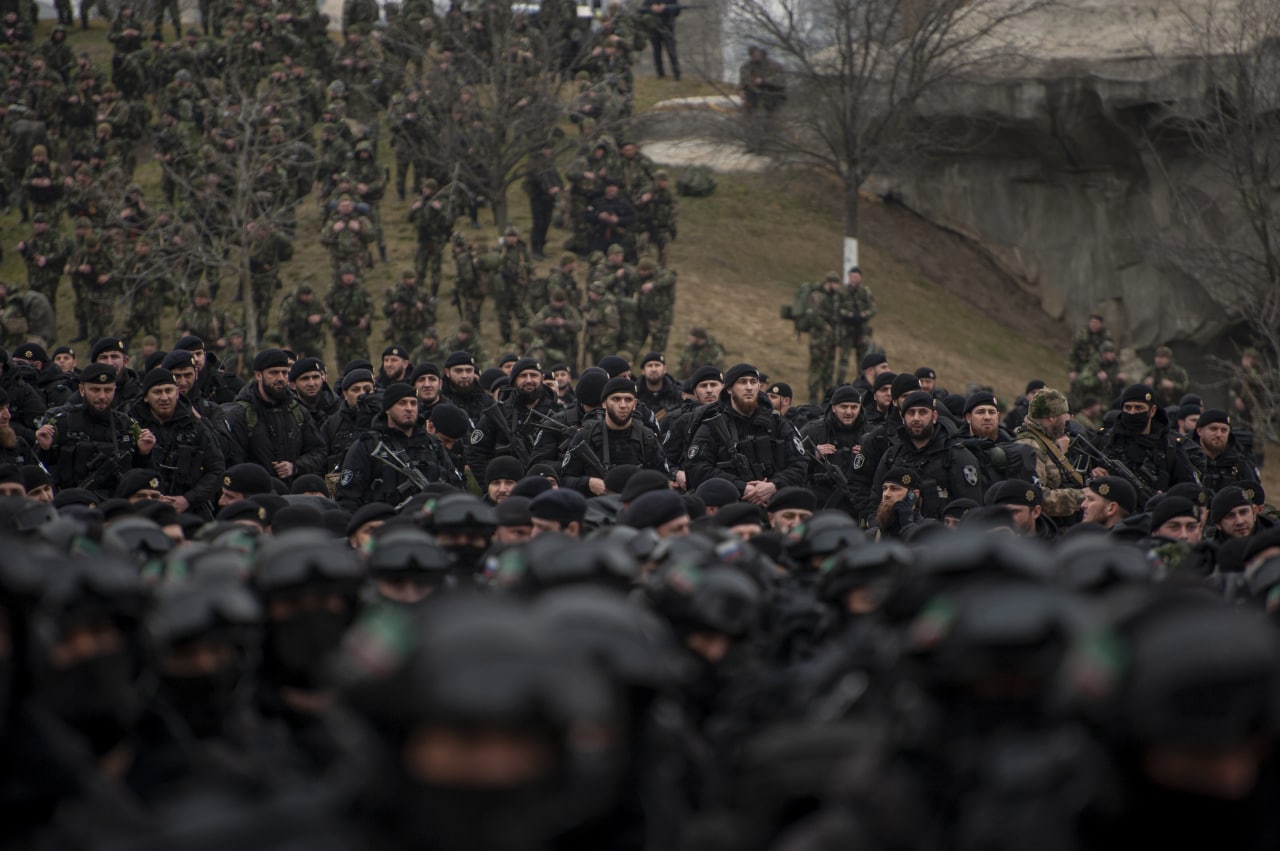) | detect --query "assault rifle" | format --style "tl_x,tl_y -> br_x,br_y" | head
369,438 -> 431,508
1067,432 -> 1157,506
